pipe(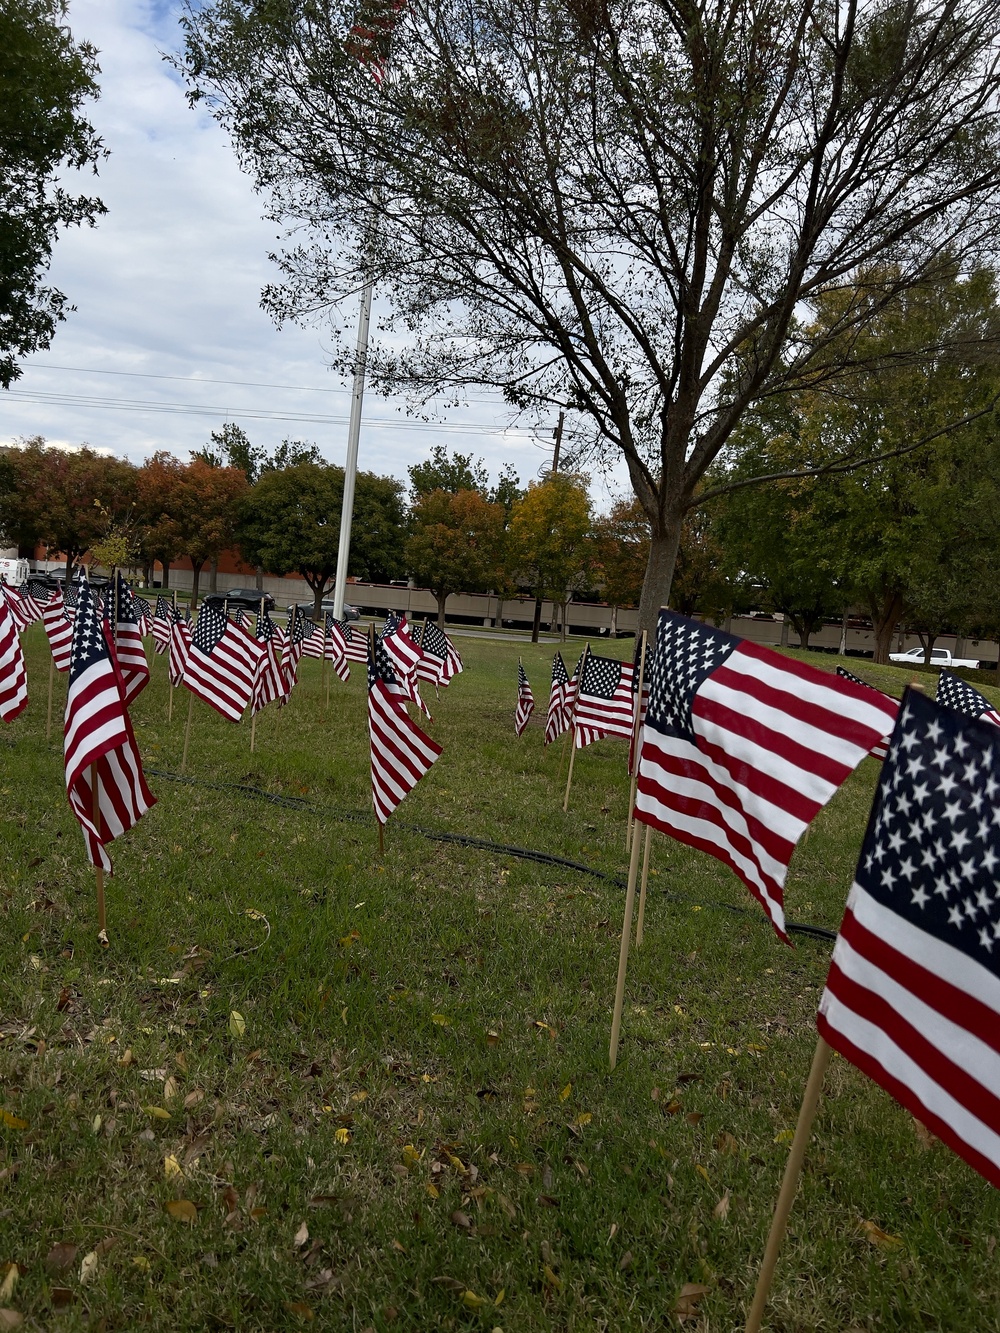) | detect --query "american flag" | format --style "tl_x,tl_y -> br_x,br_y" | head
634,609 -> 899,941
937,667 -> 1000,728
168,617 -> 192,687
0,597 -> 28,722
24,578 -> 53,605
63,584 -> 79,612
368,630 -> 441,824
63,576 -> 155,872
347,0 -> 405,84
416,618 -> 463,686
282,607 -> 308,699
232,607 -> 249,629
251,606 -> 285,714
134,600 -> 152,638
818,688 -> 1000,1189
574,649 -> 635,748
515,660 -> 535,735
378,628 -> 431,718
183,601 -> 264,722
42,589 -> 74,673
338,619 -> 369,664
0,584 -> 32,633
628,638 -> 654,773
836,665 -> 895,759
382,611 -> 424,680
105,574 -> 150,705
152,596 -> 174,654
300,617 -> 327,660
544,652 -> 570,745
325,615 -> 351,683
